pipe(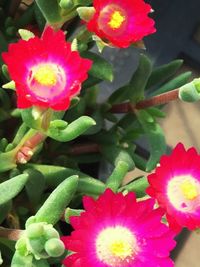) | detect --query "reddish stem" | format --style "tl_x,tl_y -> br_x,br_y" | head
69,143 -> 100,155
110,89 -> 179,113
0,227 -> 24,241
